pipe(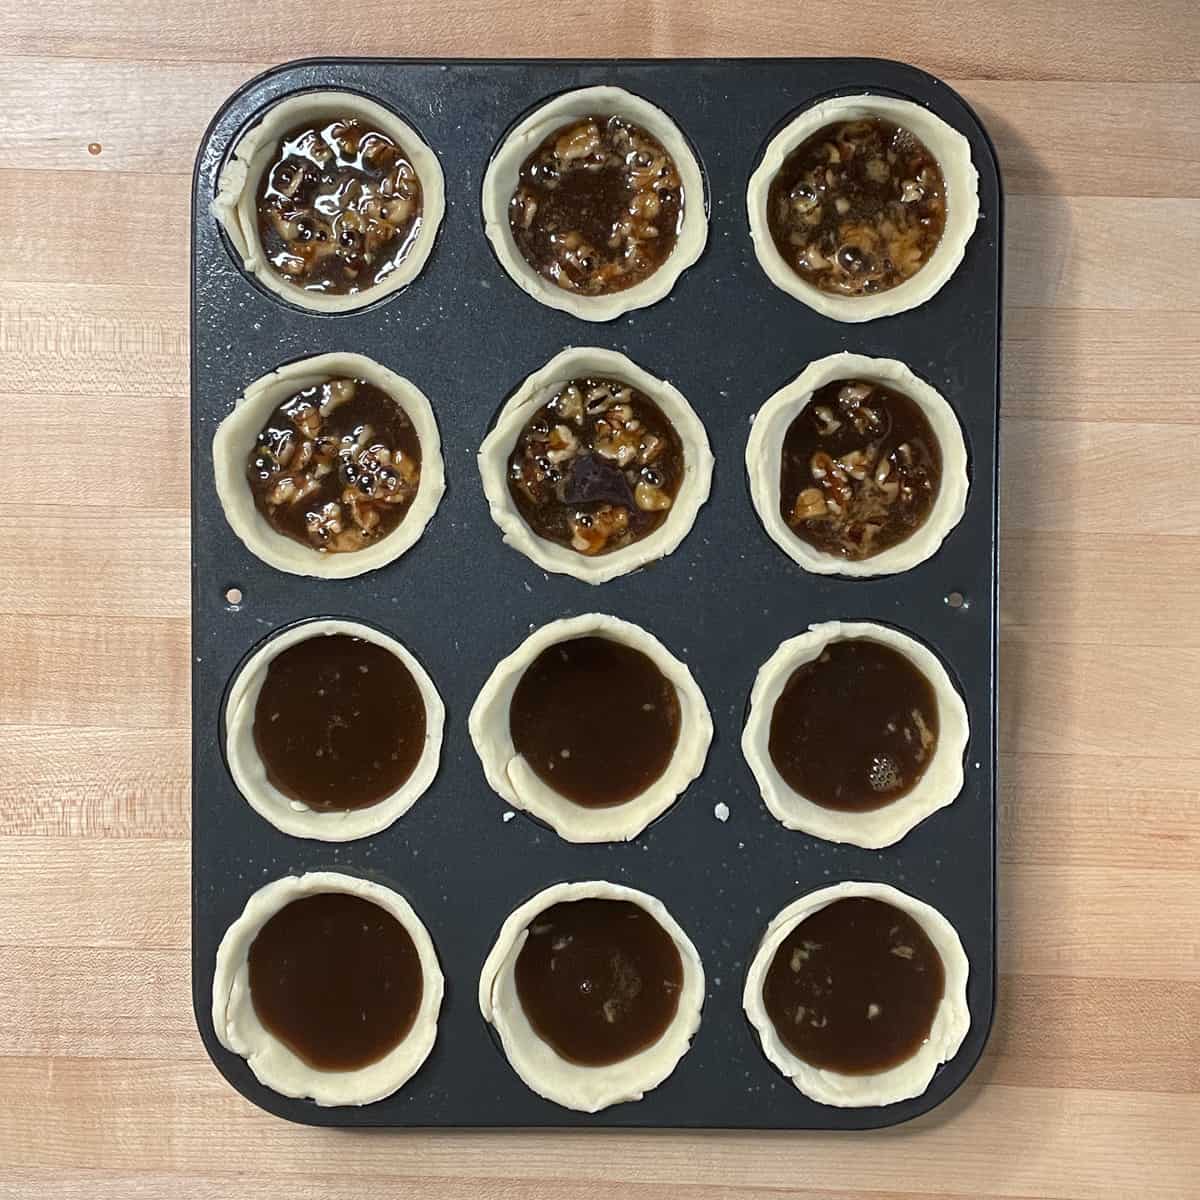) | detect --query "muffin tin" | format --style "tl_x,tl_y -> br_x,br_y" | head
191,56 -> 1000,1130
